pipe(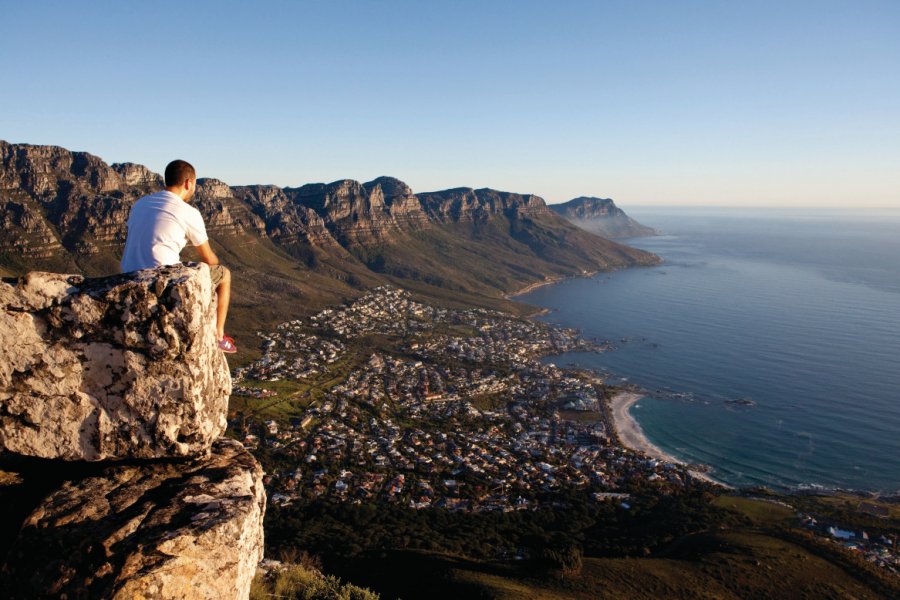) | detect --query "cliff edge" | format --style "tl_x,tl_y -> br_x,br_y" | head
0,264 -> 265,599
